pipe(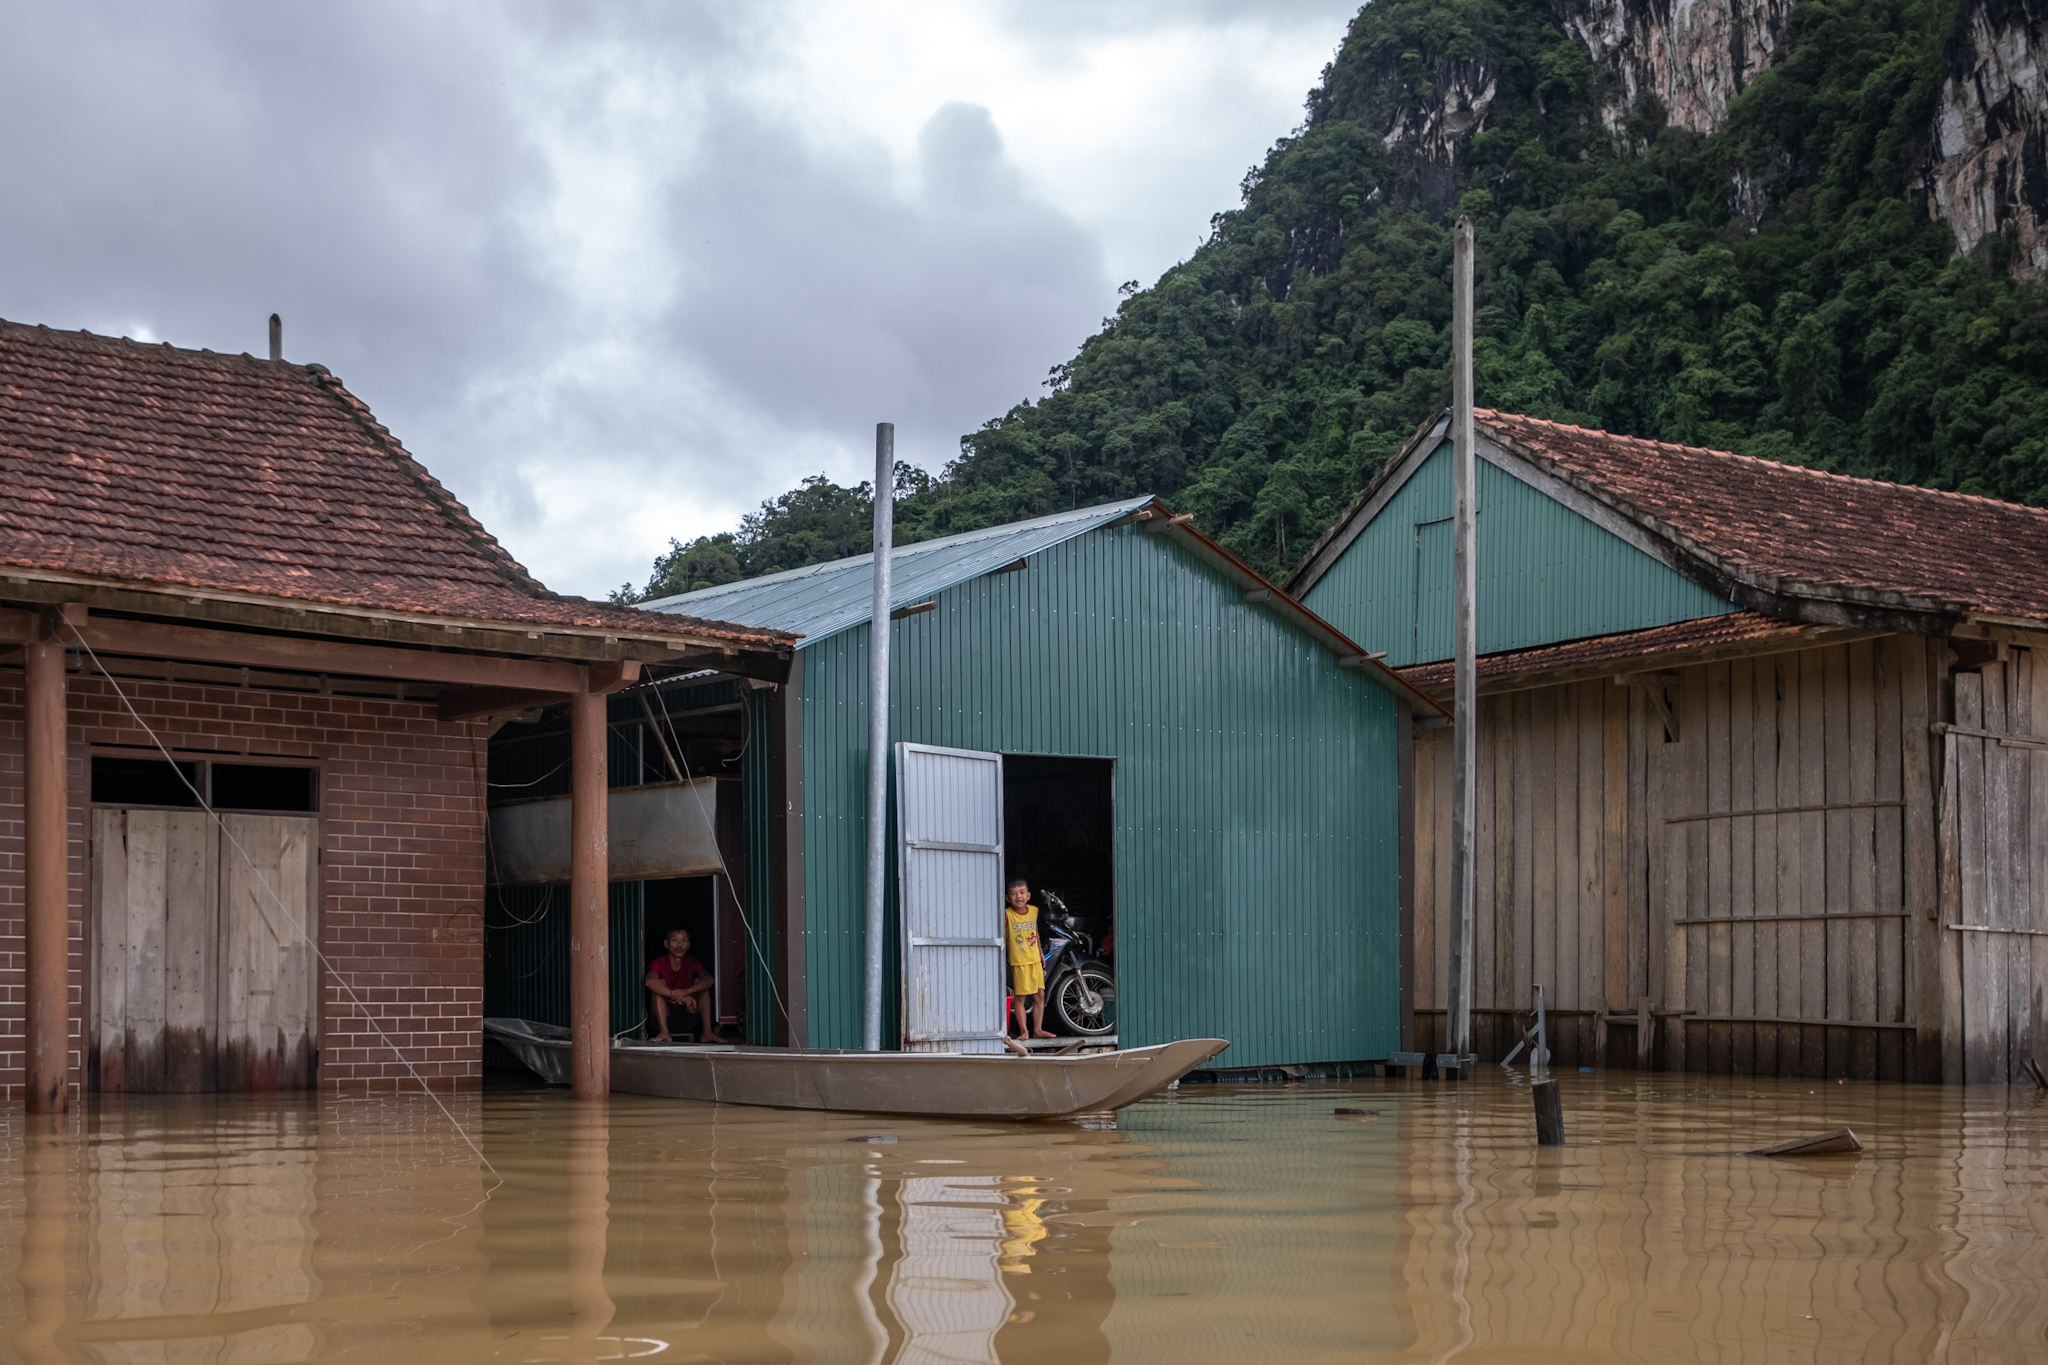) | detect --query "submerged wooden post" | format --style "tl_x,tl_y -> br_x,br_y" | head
1533,1079 -> 1564,1145
23,608 -> 75,1114
570,679 -> 610,1100
1446,215 -> 1478,1064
